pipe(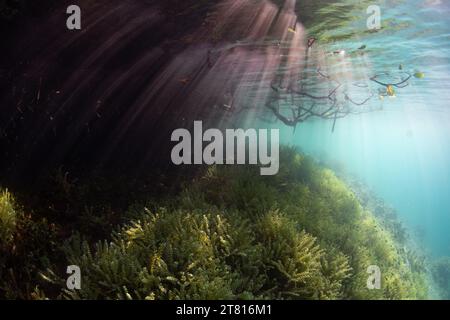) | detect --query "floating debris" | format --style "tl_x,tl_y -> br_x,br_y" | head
332,50 -> 346,56
178,78 -> 191,85
414,72 -> 425,79
386,85 -> 396,97
287,27 -> 296,34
